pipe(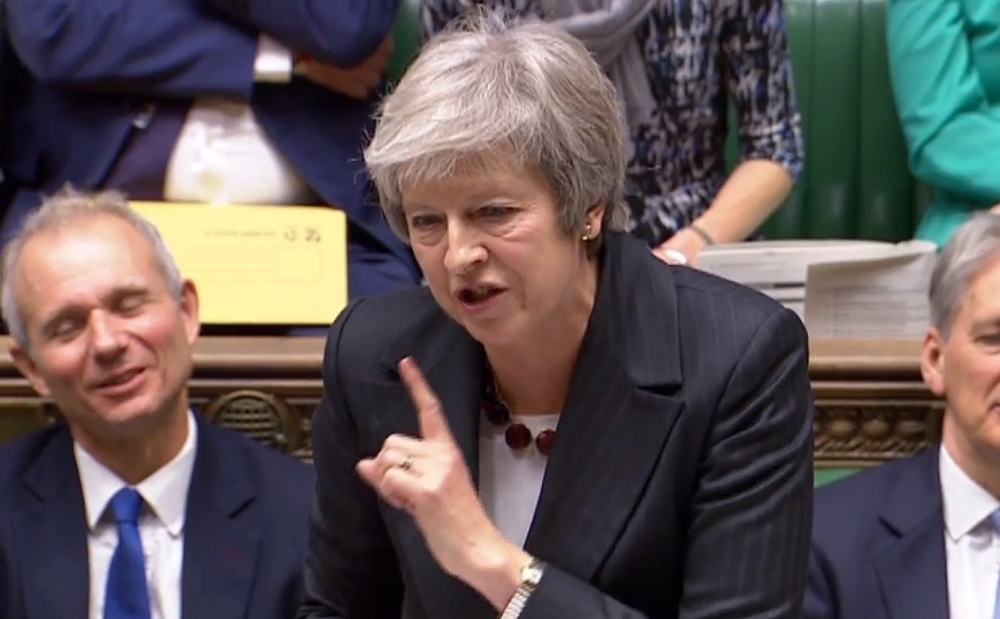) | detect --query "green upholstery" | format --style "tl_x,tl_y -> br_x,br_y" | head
387,0 -> 423,88
814,468 -> 860,487
737,0 -> 931,241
